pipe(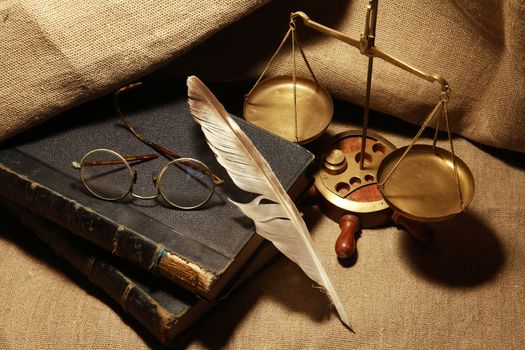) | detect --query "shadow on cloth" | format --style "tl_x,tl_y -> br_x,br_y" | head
178,206 -> 335,349
399,210 -> 505,287
0,207 -> 164,349
161,0 -> 352,81
180,258 -> 336,349
474,142 -> 525,171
